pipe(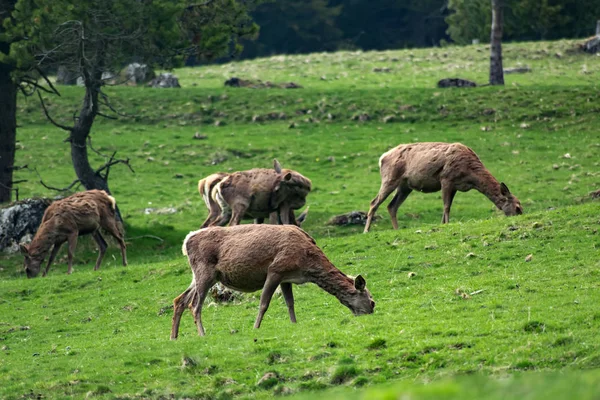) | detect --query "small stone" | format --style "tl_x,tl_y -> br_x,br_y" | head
407,272 -> 416,278
193,132 -> 208,140
289,122 -> 298,129
563,153 -> 571,159
466,252 -> 476,258
525,254 -> 533,262
519,123 -> 530,129
146,157 -> 155,162
174,174 -> 184,179
552,164 -> 560,170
